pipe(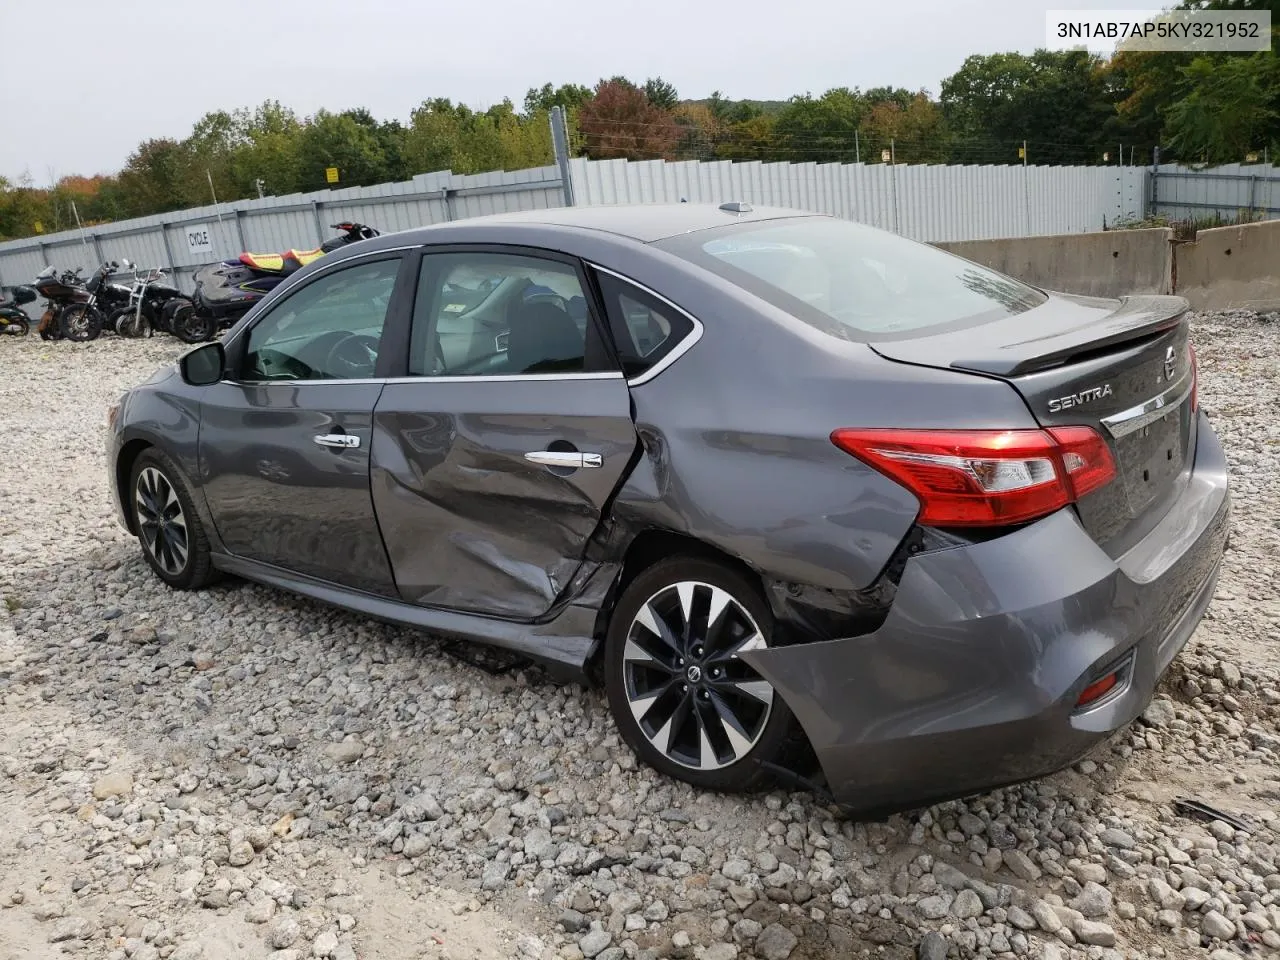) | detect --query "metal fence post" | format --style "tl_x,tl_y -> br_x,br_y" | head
311,201 -> 325,244
232,208 -> 247,252
550,106 -> 575,207
441,187 -> 456,222
1248,175 -> 1257,219
90,233 -> 104,267
1150,146 -> 1160,219
37,240 -> 48,266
